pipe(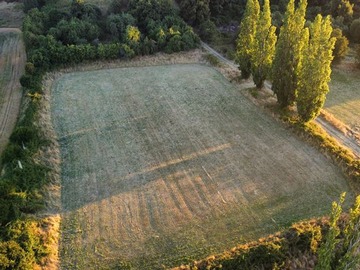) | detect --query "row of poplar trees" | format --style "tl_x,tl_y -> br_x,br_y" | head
236,0 -> 336,122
